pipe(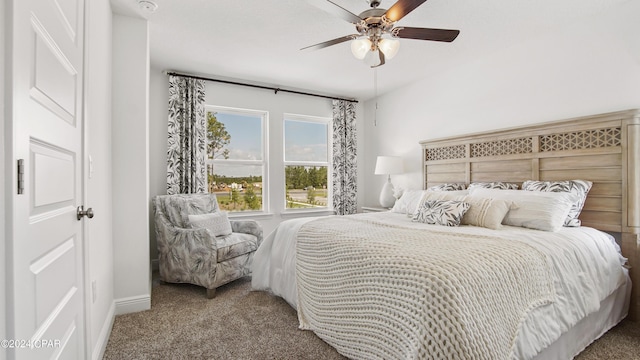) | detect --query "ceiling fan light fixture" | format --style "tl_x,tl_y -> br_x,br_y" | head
351,38 -> 373,60
364,49 -> 382,67
378,38 -> 400,59
305,0 -> 459,67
